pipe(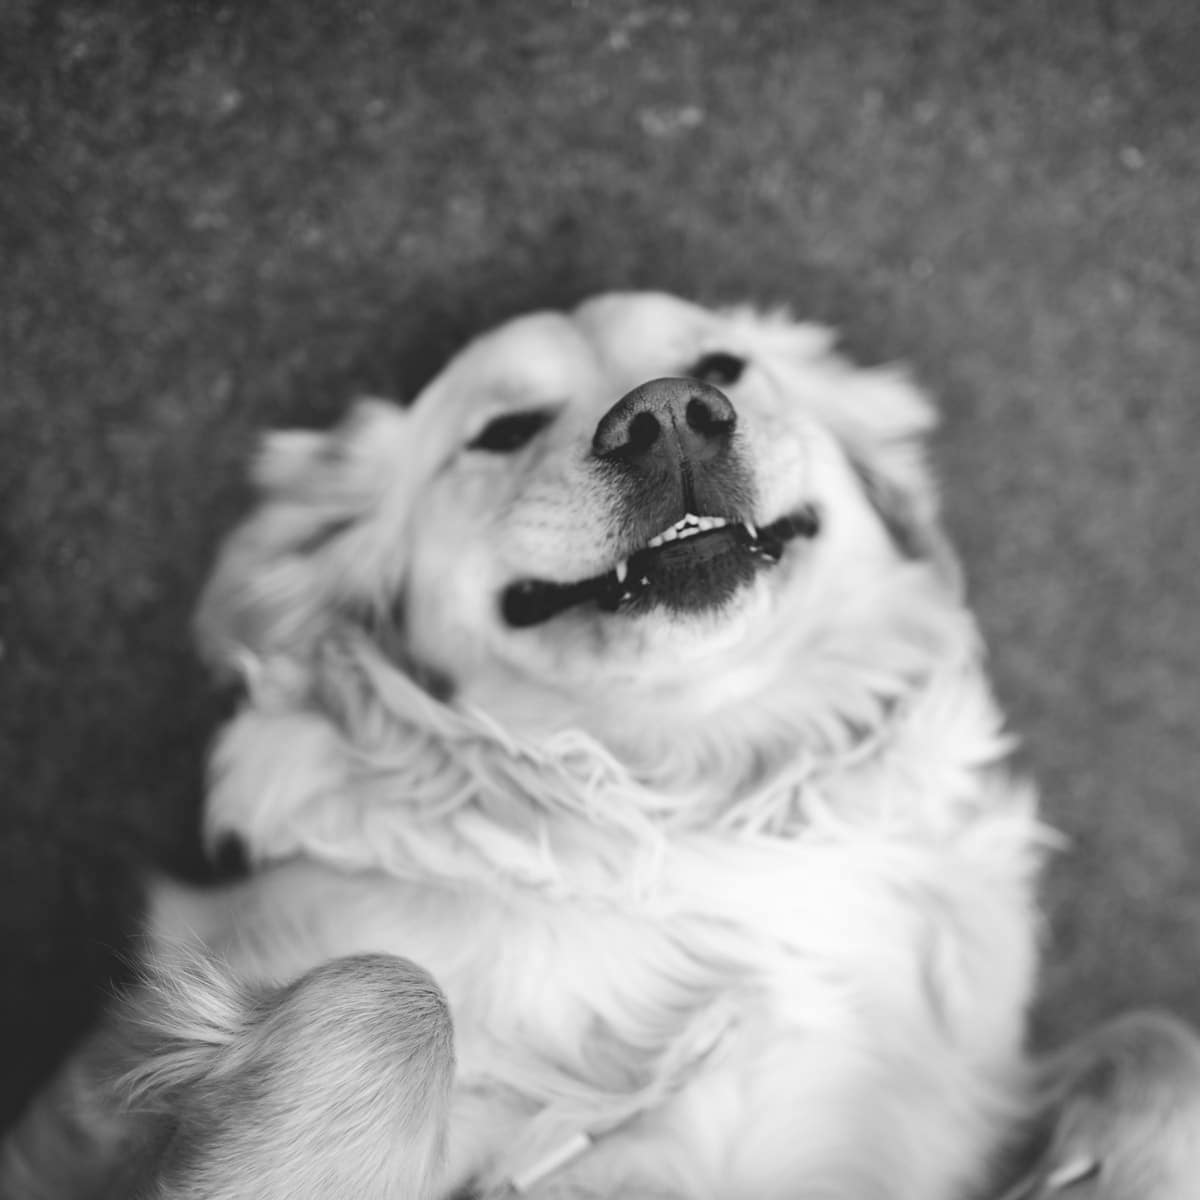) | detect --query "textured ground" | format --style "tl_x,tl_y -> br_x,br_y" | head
1,0 -> 1198,1131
